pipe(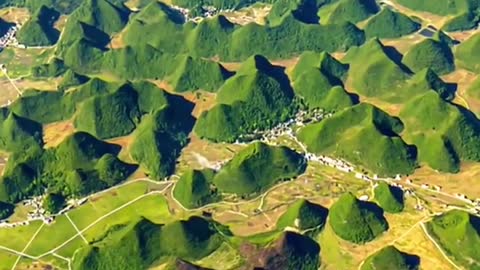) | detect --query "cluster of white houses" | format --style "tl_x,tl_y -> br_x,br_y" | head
0,197 -> 88,229
0,196 -> 53,228
171,5 -> 229,23
238,109 -> 329,144
0,25 -> 18,50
